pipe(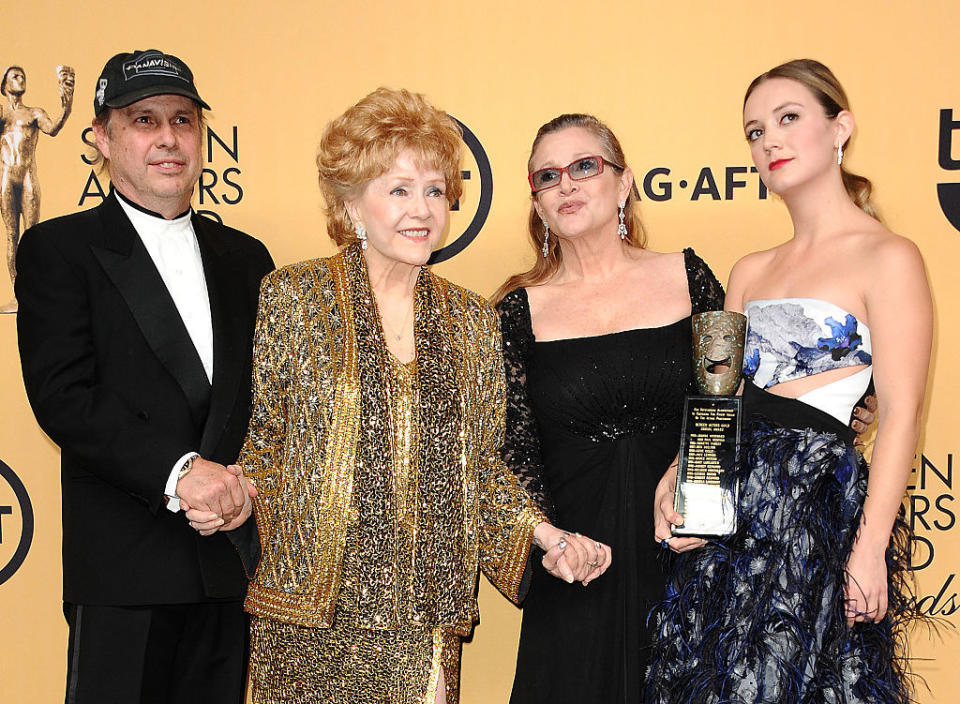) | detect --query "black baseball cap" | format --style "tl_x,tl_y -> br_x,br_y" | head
94,49 -> 211,116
